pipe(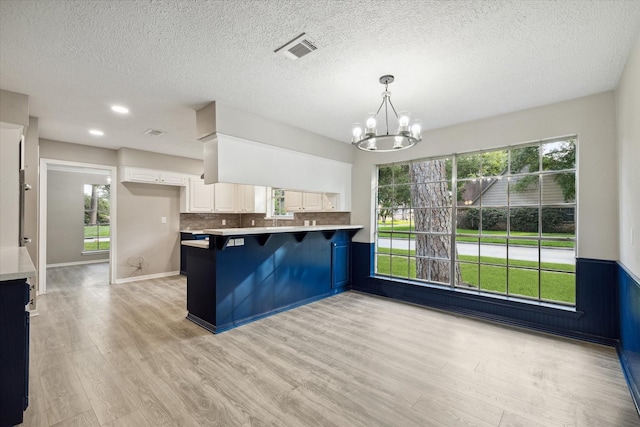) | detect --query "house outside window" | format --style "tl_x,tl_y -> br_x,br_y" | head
84,184 -> 110,252
375,137 -> 576,306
